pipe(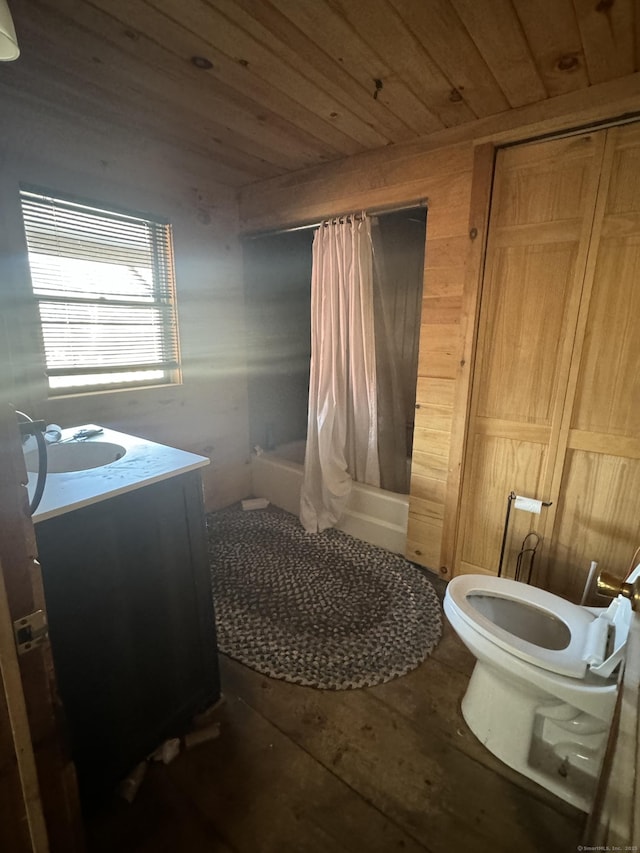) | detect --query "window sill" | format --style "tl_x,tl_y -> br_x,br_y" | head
47,379 -> 182,402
